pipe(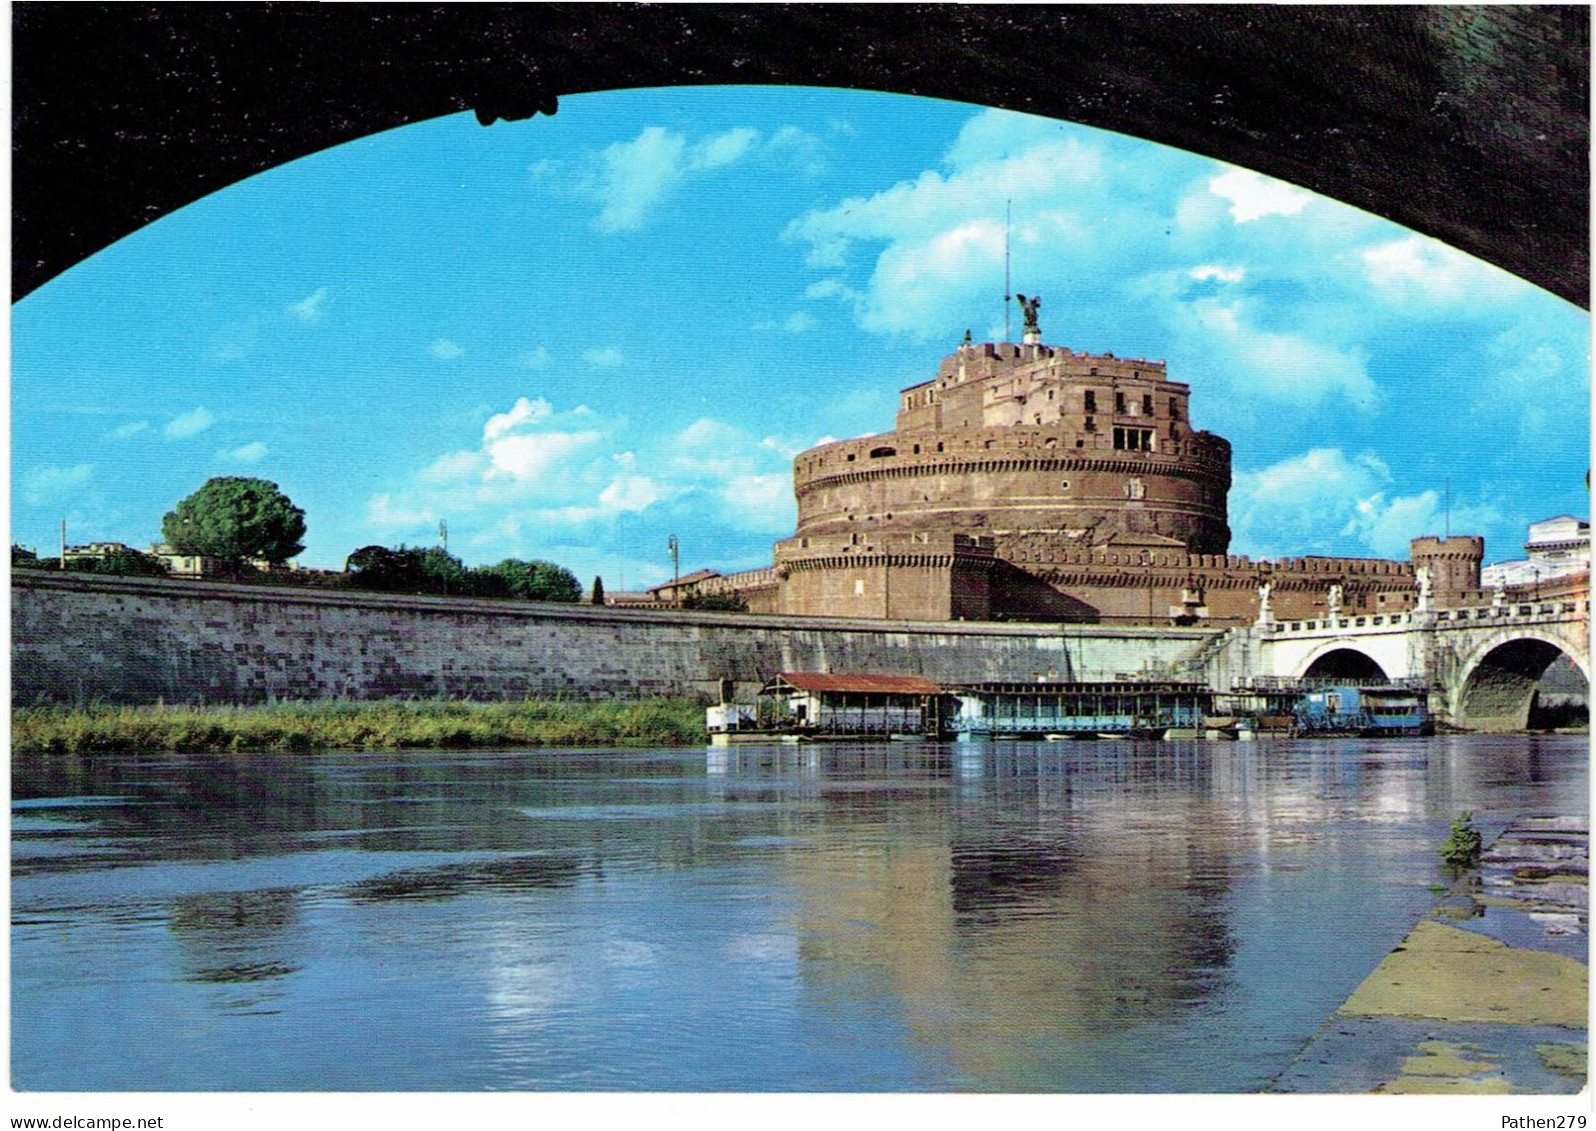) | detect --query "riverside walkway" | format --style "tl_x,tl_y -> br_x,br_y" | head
1272,817 -> 1588,1093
